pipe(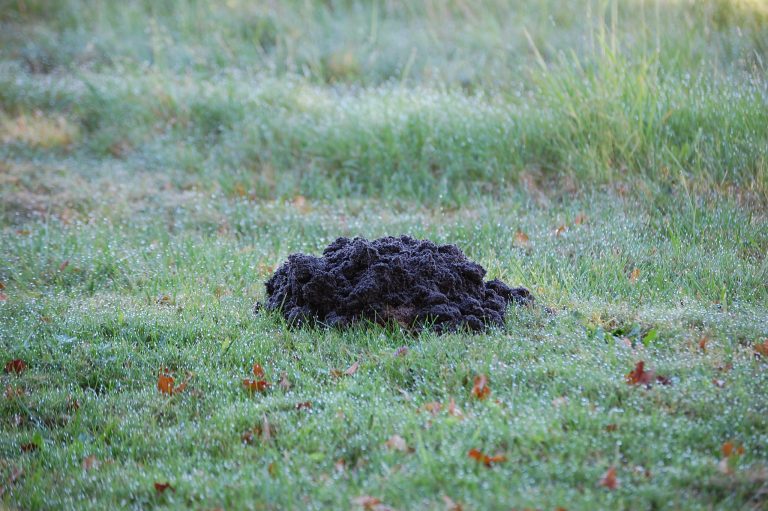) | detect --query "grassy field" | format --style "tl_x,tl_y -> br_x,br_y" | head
1,0 -> 767,509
